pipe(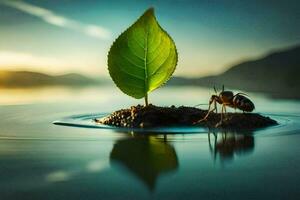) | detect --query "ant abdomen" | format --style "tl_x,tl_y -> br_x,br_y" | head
233,94 -> 255,112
